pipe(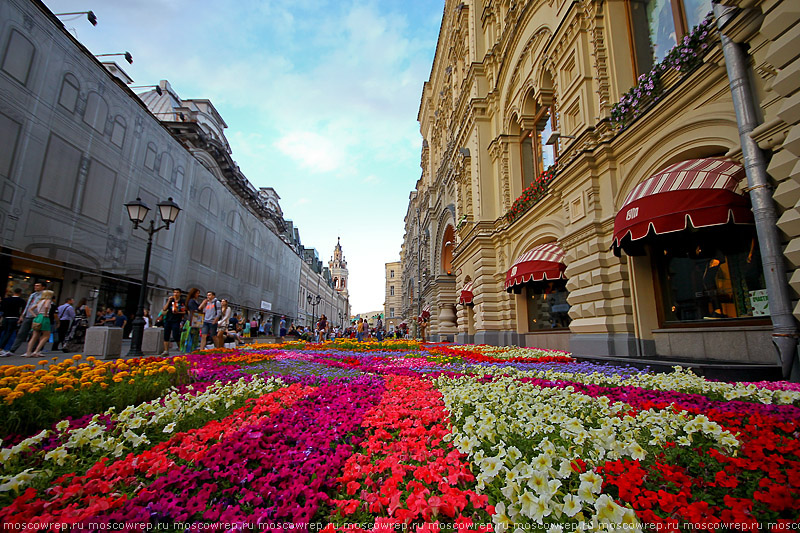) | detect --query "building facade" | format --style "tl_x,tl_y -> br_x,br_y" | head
384,260 -> 403,332
403,0 -> 799,375
0,0 -> 346,329
298,241 -> 349,331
